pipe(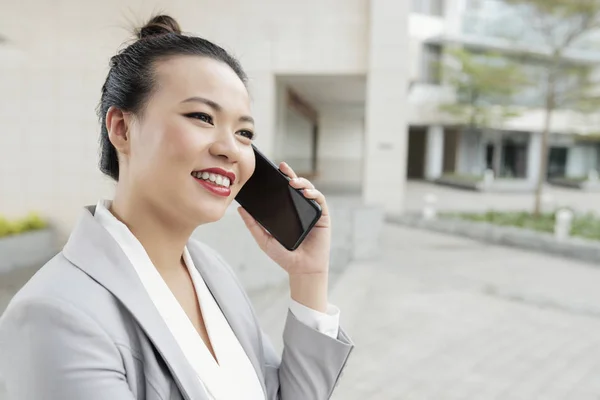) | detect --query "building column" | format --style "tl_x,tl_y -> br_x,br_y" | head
527,132 -> 542,183
492,134 -> 503,177
425,125 -> 444,180
445,0 -> 468,36
566,146 -> 584,178
363,0 -> 409,214
274,80 -> 288,162
248,71 -> 276,158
